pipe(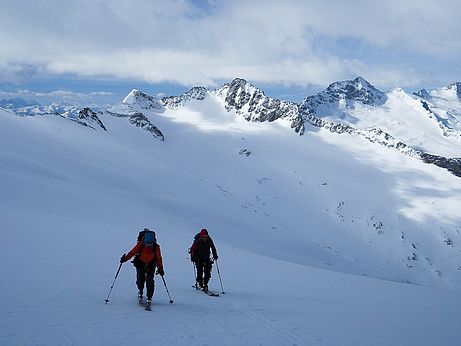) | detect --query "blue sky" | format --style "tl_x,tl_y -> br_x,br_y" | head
1,0 -> 460,105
